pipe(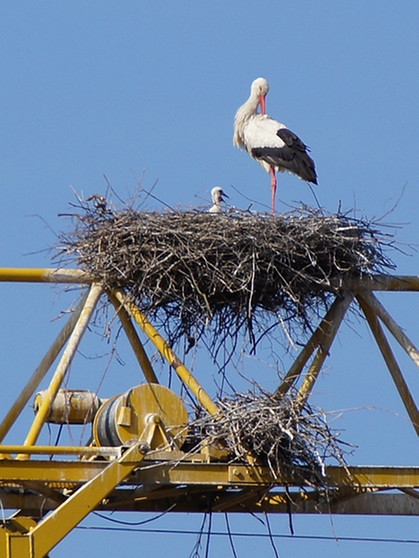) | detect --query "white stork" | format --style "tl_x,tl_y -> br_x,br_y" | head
233,77 -> 317,213
208,186 -> 228,213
